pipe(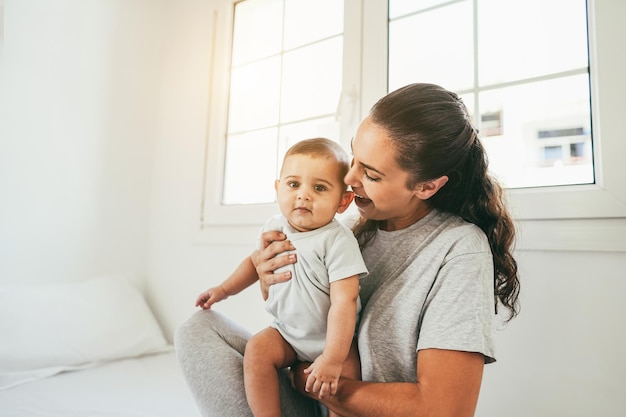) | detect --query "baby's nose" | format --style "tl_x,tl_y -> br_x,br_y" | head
297,189 -> 311,200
